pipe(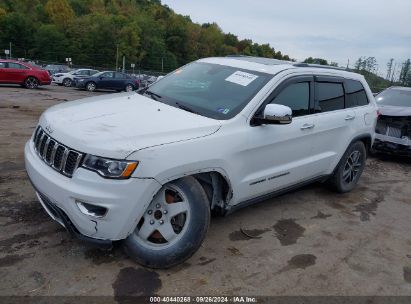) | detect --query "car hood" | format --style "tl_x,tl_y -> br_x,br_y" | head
378,105 -> 411,117
39,92 -> 221,159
